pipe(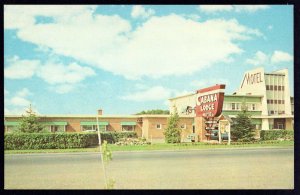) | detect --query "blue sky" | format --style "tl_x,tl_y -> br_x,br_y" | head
4,5 -> 294,115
